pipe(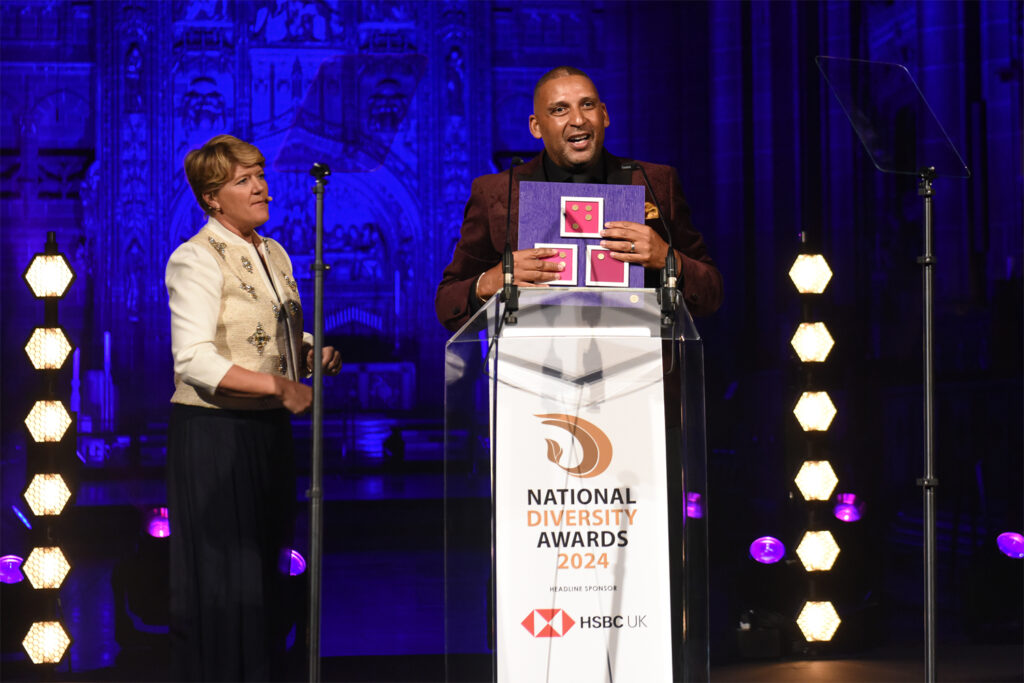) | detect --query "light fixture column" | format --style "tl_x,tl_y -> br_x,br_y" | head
20,231 -> 78,667
788,233 -> 842,646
